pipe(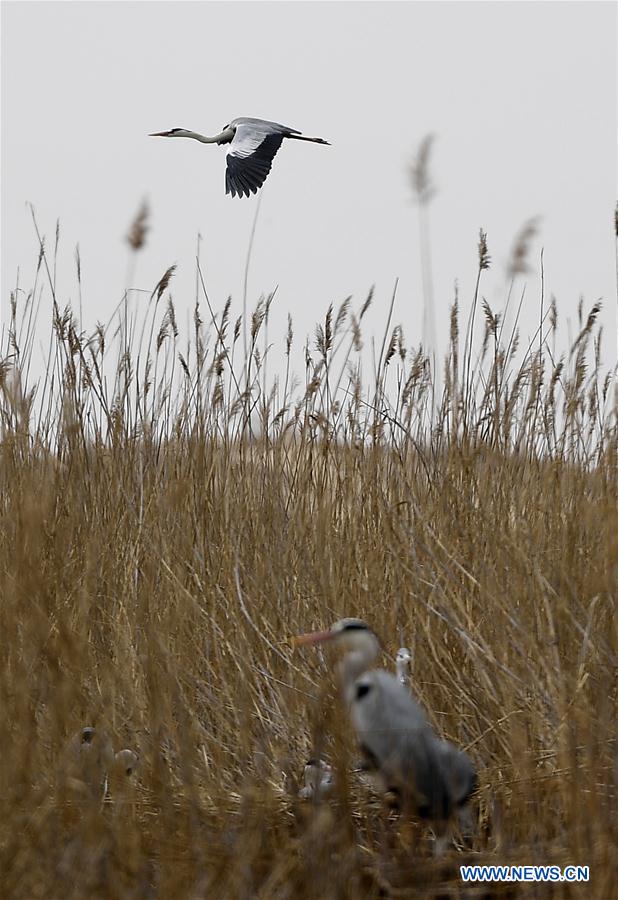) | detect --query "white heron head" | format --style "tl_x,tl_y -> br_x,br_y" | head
298,758 -> 334,799
114,748 -> 139,777
80,726 -> 96,745
396,647 -> 412,665
72,725 -> 114,766
294,618 -> 381,656
304,758 -> 333,781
